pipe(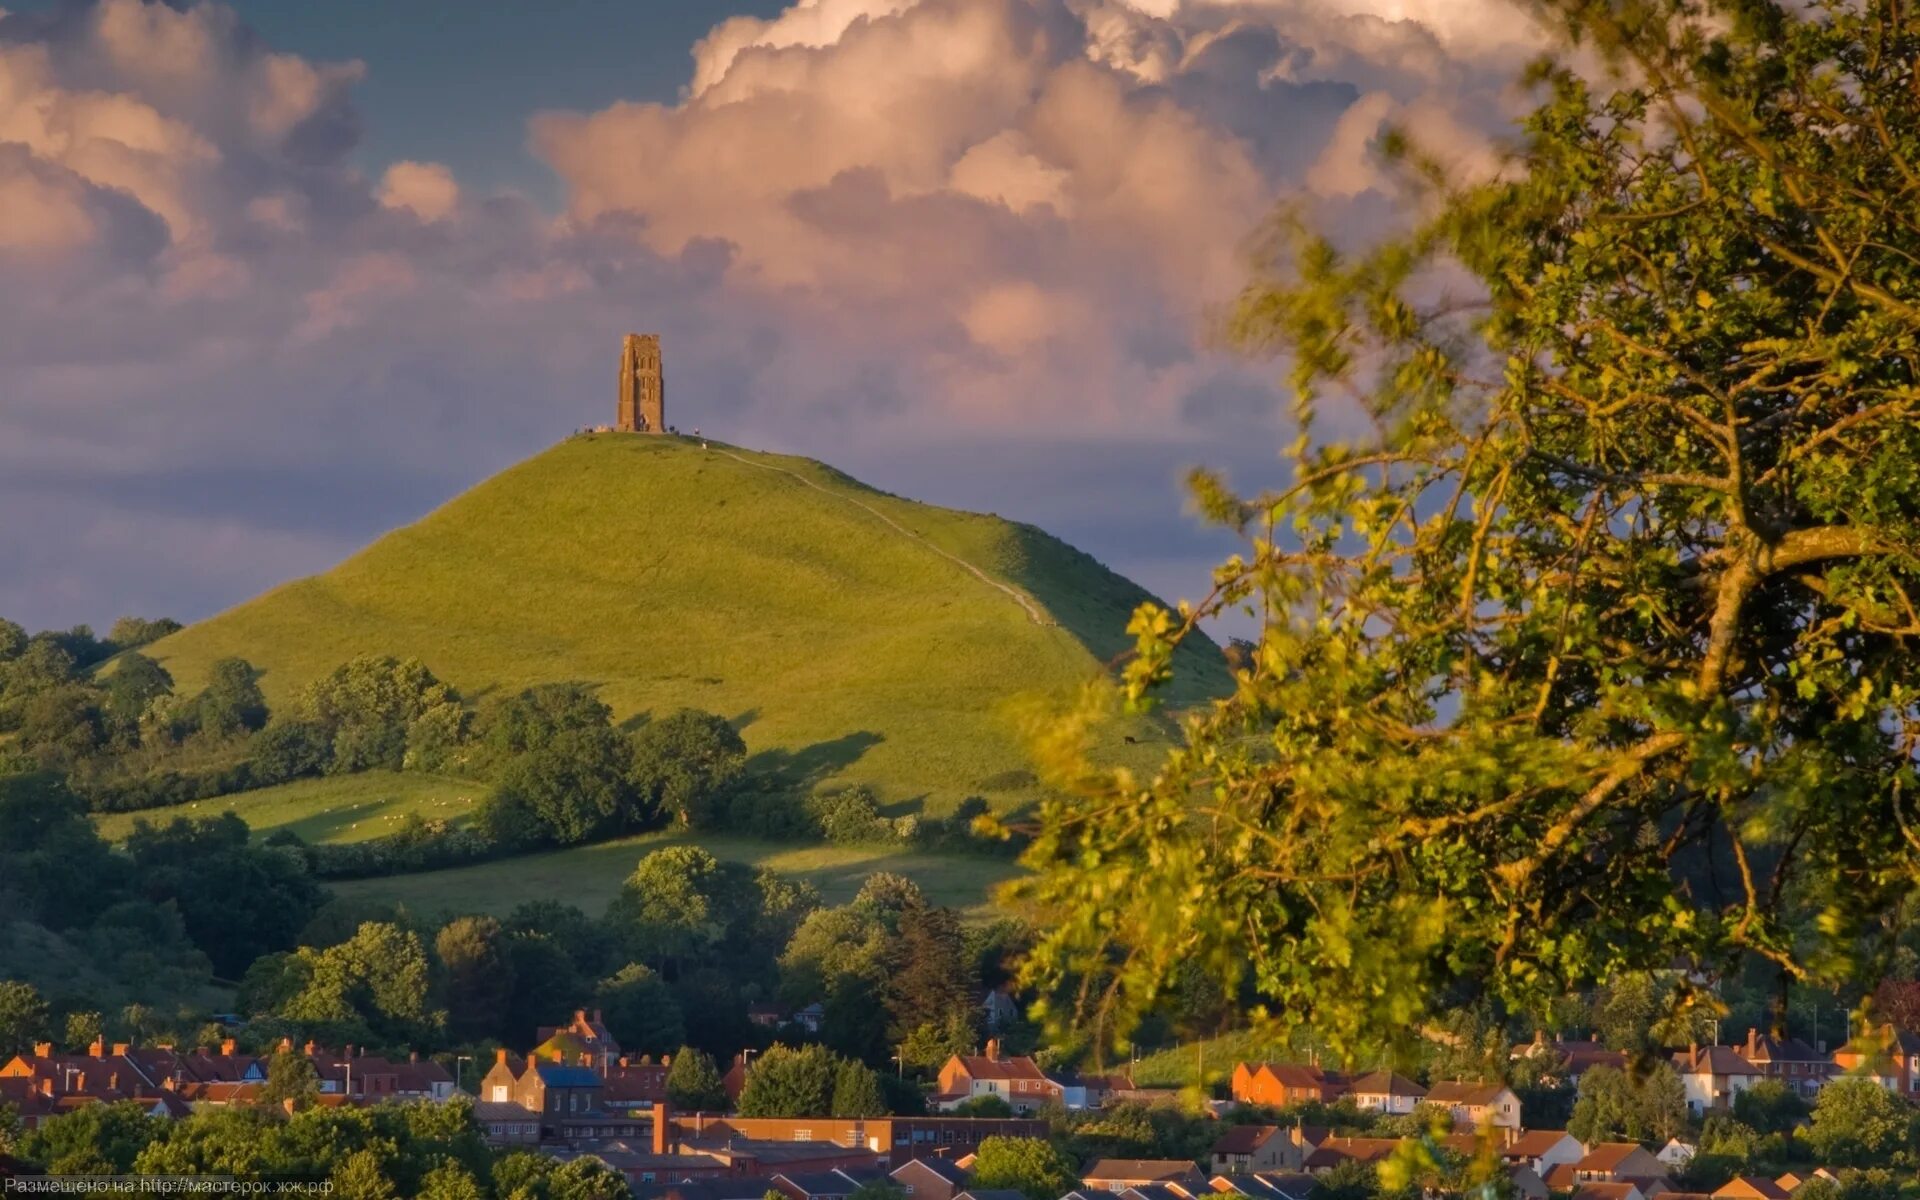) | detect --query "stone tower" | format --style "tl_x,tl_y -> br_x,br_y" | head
616,334 -> 665,432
